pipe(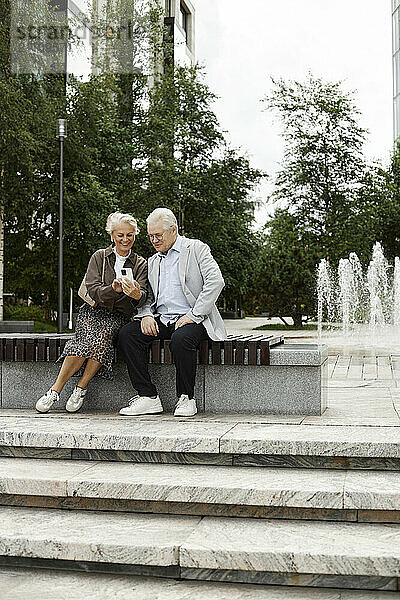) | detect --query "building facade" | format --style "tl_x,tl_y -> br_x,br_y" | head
164,0 -> 195,67
67,0 -> 93,79
67,0 -> 196,77
11,0 -> 195,76
393,0 -> 400,139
